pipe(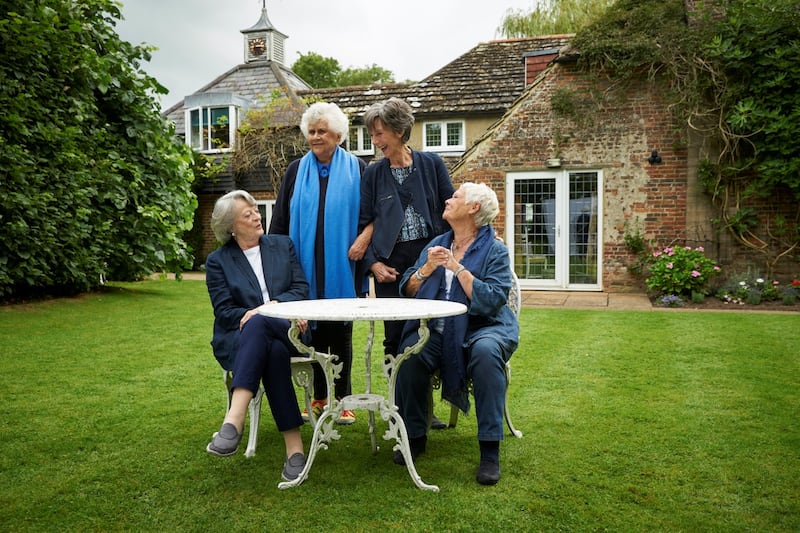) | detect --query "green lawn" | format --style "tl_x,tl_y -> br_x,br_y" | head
1,280 -> 798,531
